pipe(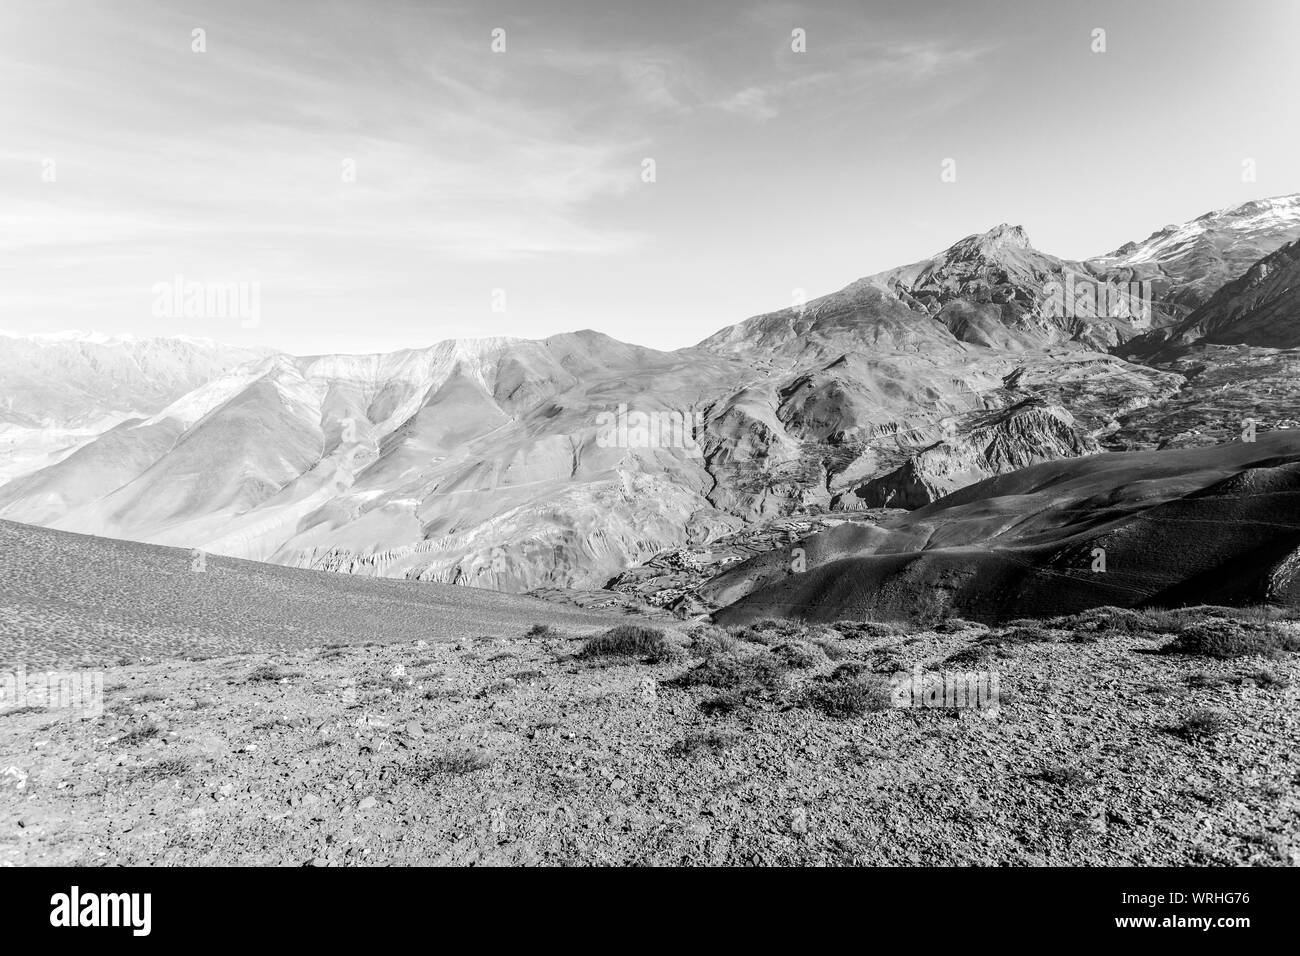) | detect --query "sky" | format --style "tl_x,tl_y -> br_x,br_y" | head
2,0 -> 1299,355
